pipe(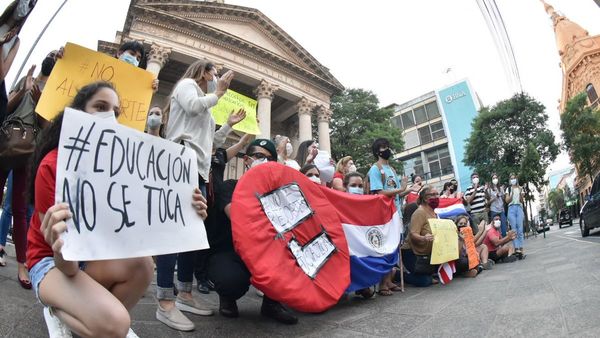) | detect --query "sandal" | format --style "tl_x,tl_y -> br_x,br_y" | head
377,288 -> 393,296
389,284 -> 402,292
18,274 -> 32,290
